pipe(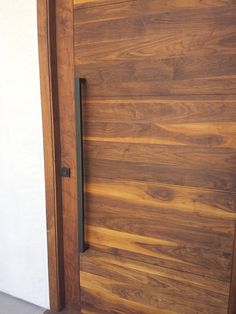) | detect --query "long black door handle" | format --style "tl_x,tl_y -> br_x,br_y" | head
75,77 -> 88,253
